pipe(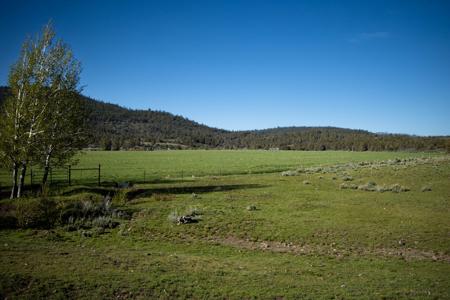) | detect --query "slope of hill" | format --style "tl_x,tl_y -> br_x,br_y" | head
0,86 -> 448,151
